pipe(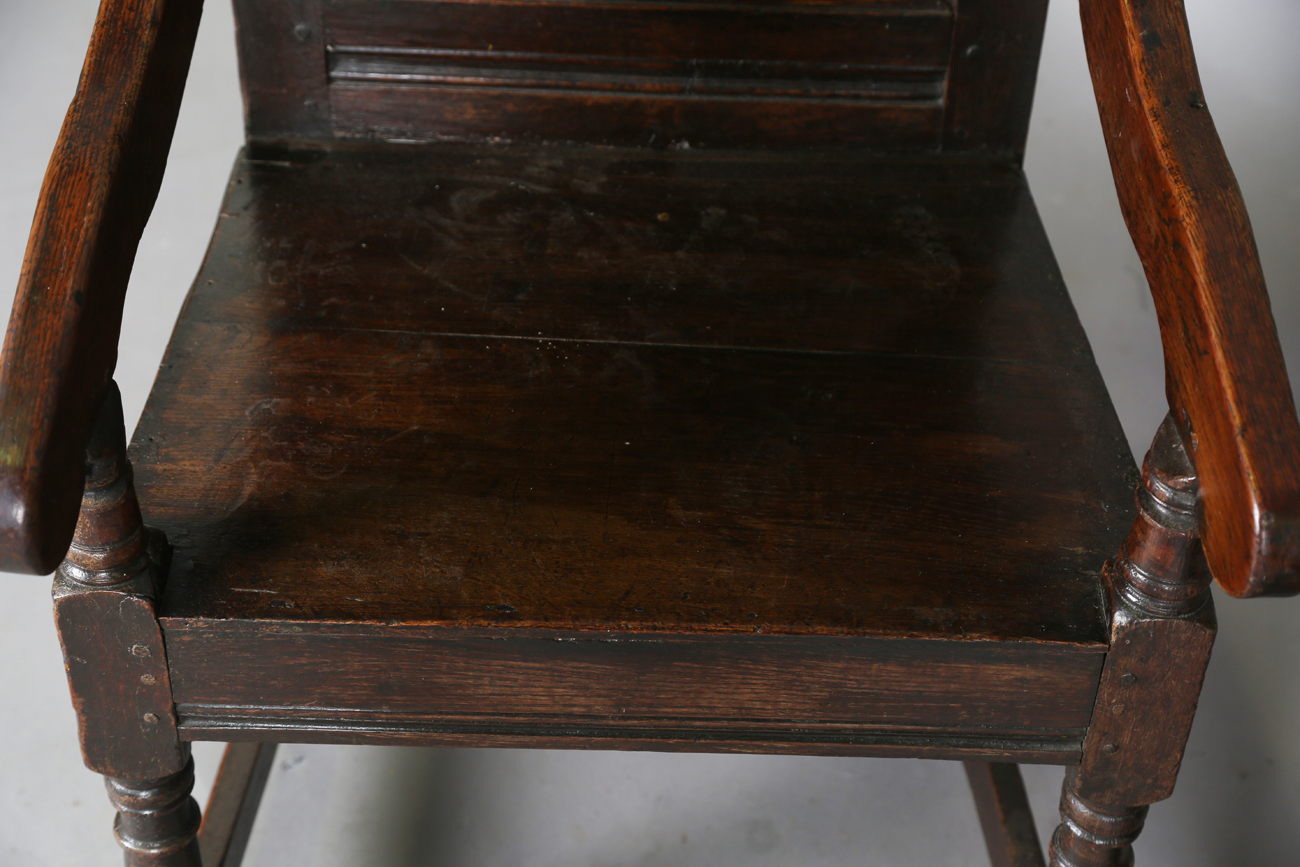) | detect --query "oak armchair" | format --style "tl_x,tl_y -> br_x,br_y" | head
3,0 -> 1297,865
